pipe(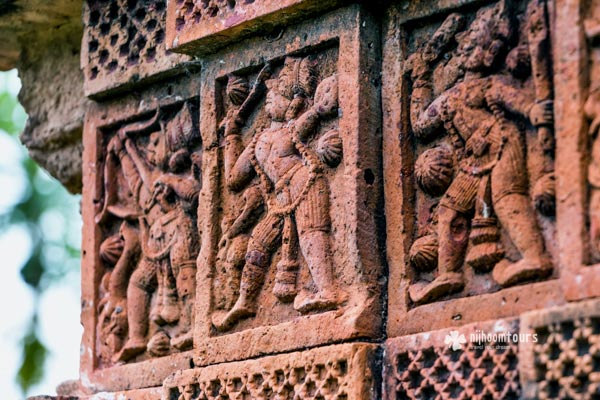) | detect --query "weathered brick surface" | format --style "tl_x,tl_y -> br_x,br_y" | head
14,0 -> 600,397
555,0 -> 600,302
166,0 -> 349,55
